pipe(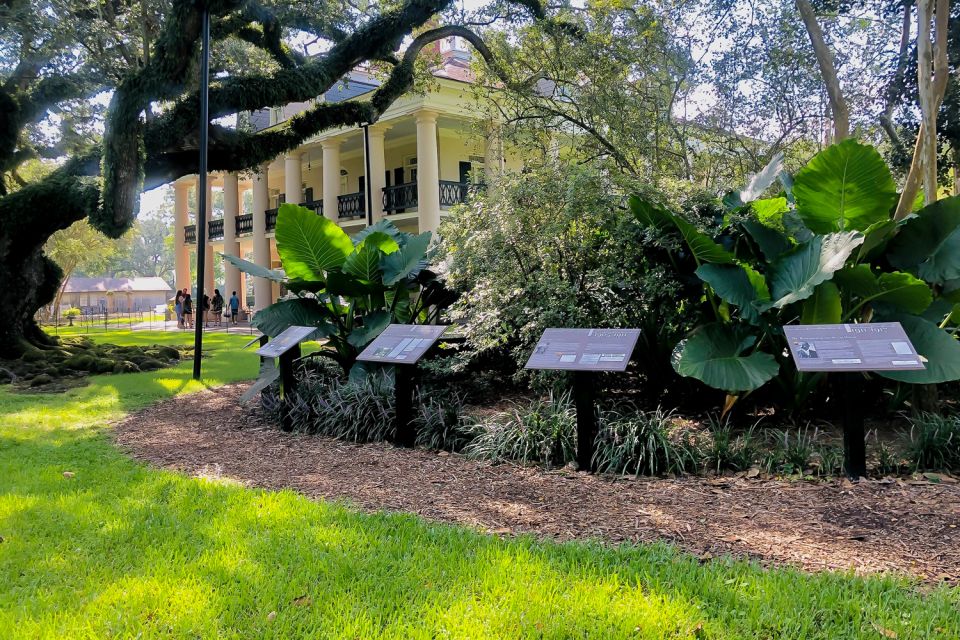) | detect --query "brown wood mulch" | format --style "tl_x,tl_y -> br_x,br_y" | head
113,383 -> 960,584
